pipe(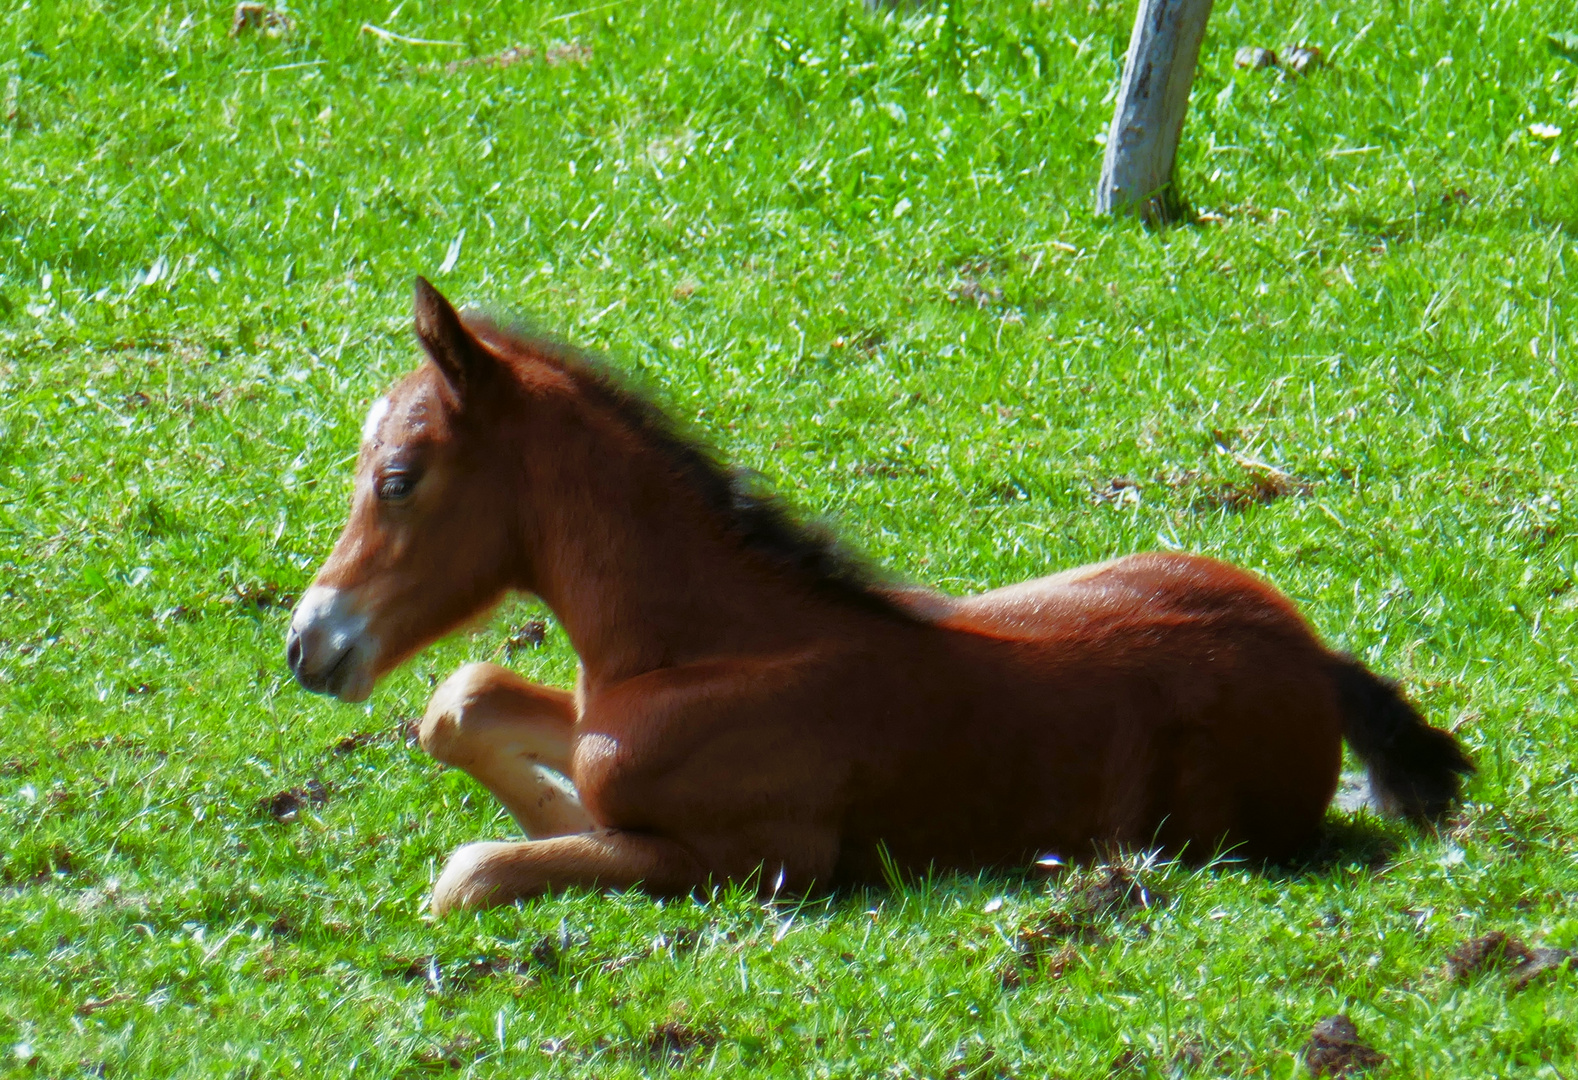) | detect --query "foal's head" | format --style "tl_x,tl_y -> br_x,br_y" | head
286,278 -> 524,701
